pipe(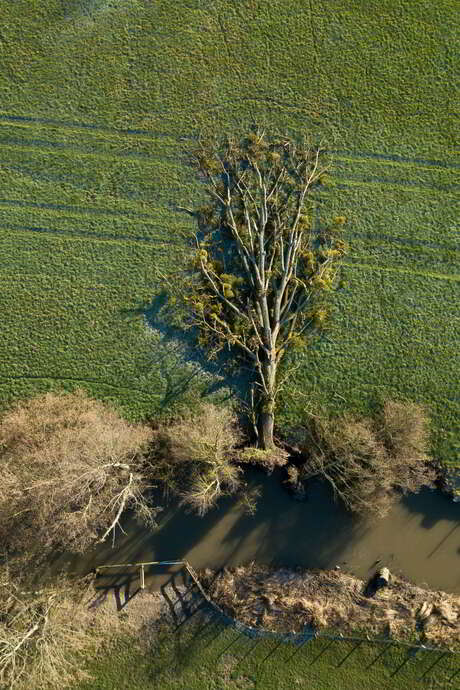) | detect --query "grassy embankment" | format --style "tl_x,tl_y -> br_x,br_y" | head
75,613 -> 458,690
